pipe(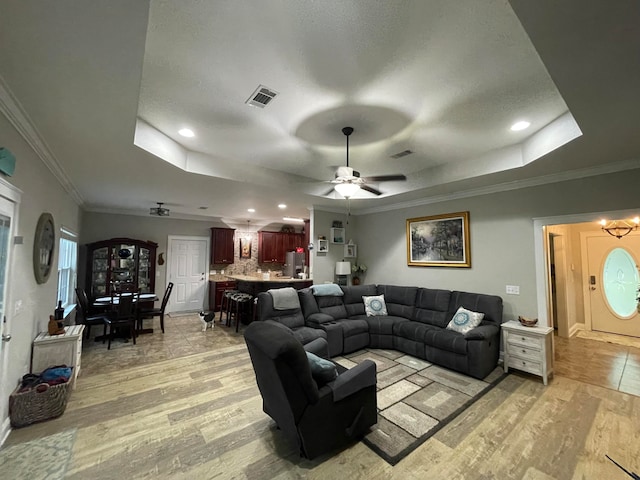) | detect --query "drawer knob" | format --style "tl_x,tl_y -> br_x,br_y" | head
521,337 -> 526,341
522,361 -> 526,365
522,349 -> 526,353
